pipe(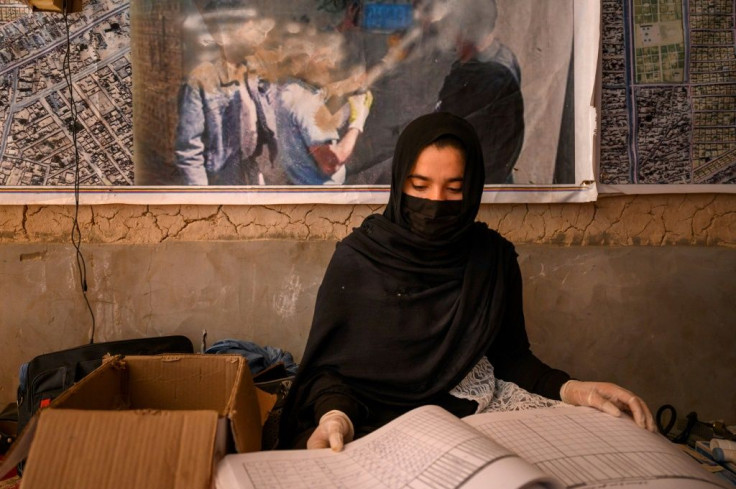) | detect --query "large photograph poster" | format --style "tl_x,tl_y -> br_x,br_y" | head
0,0 -> 601,204
132,0 -> 596,203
